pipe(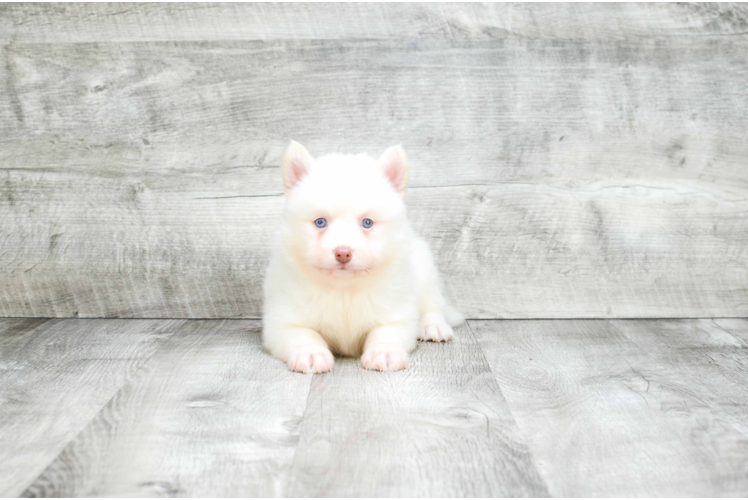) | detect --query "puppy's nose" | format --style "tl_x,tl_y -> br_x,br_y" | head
334,246 -> 352,264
